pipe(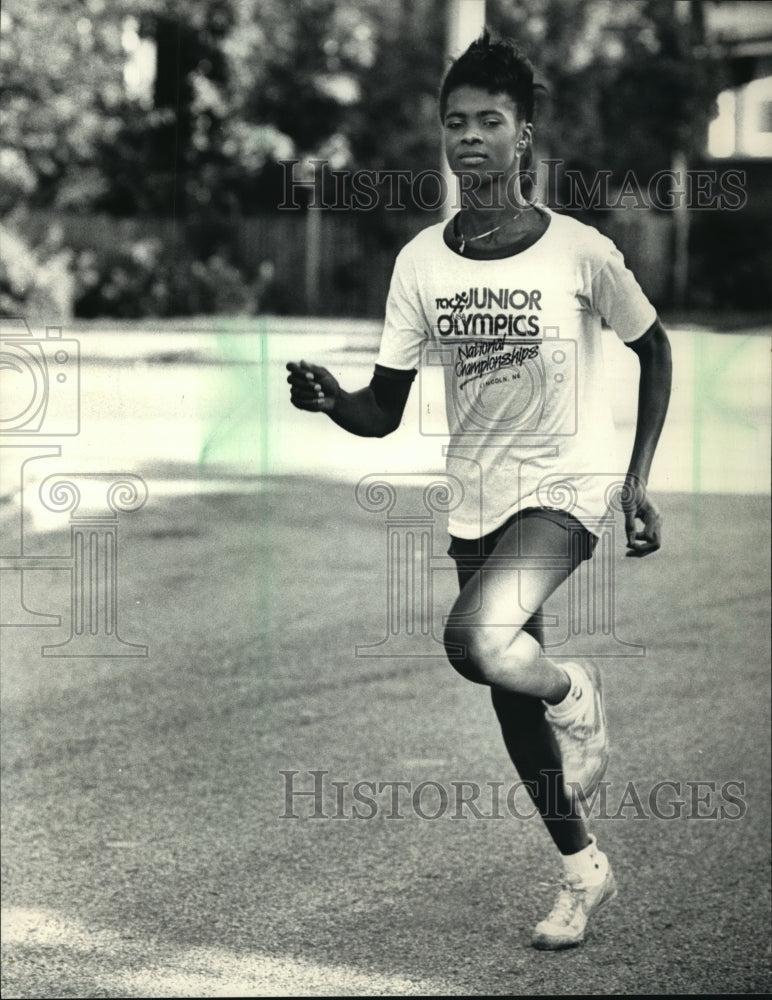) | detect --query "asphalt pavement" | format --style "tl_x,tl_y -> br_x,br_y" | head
1,318 -> 770,996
